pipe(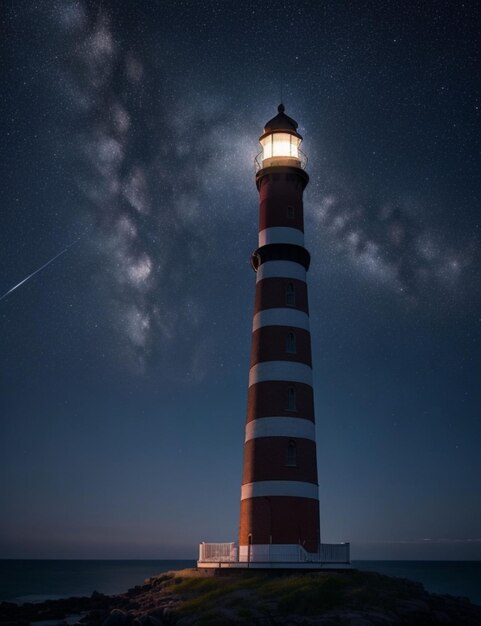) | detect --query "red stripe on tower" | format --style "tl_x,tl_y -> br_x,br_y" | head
239,104 -> 321,561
